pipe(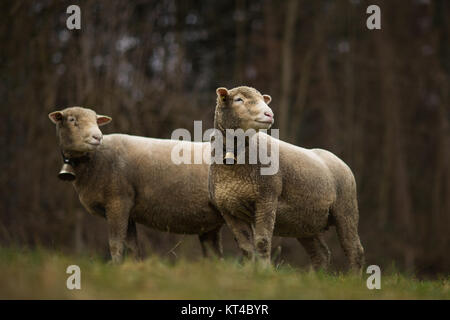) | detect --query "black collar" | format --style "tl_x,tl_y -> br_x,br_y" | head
61,151 -> 90,167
